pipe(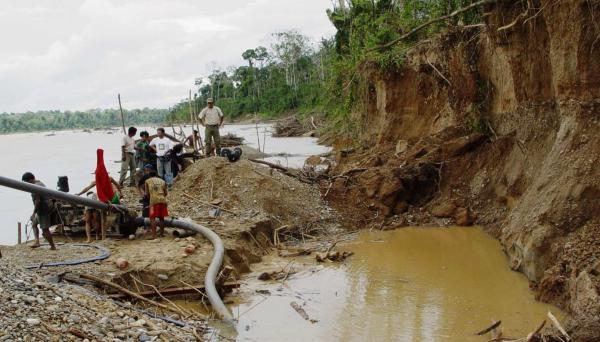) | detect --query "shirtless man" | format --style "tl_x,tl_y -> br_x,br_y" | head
22,172 -> 57,250
183,130 -> 201,150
